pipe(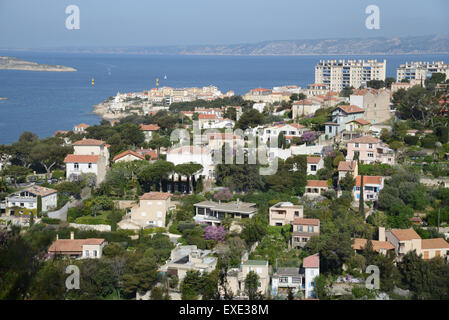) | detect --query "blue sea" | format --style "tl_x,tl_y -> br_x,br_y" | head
1,50 -> 449,144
